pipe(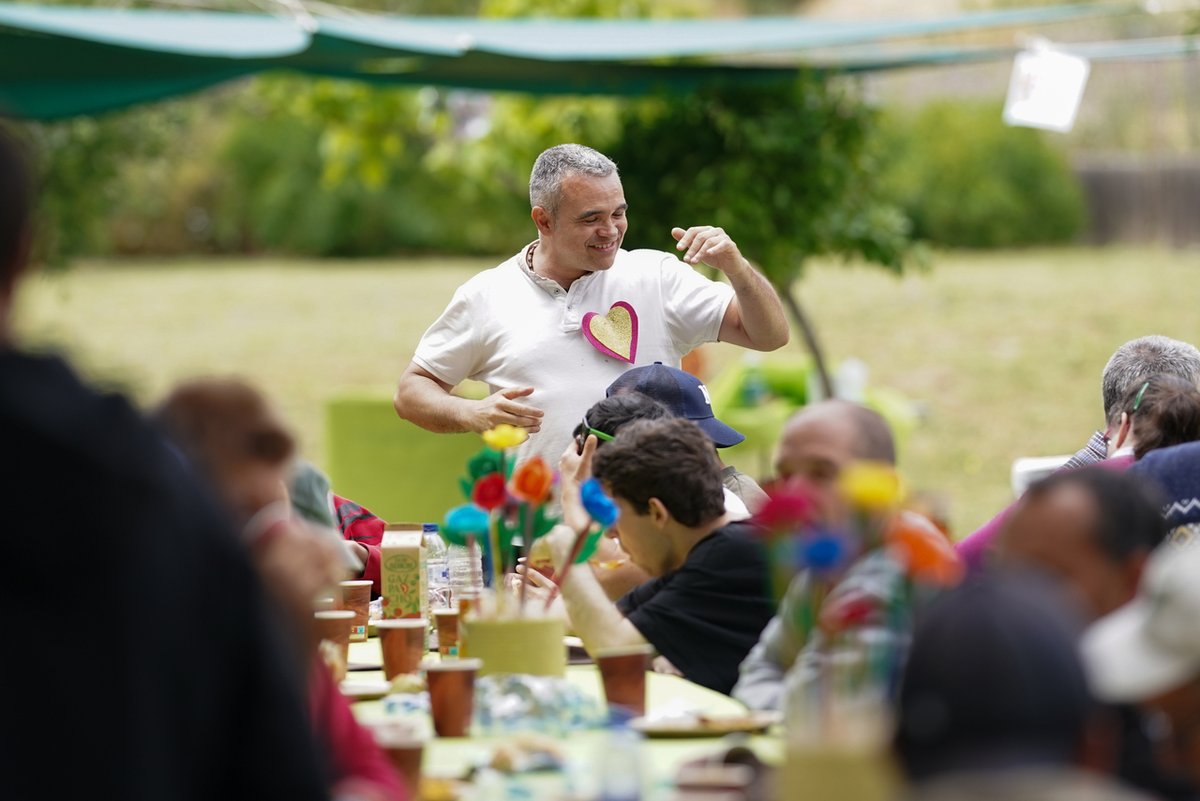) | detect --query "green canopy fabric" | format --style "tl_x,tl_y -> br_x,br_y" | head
0,1 -> 1145,119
